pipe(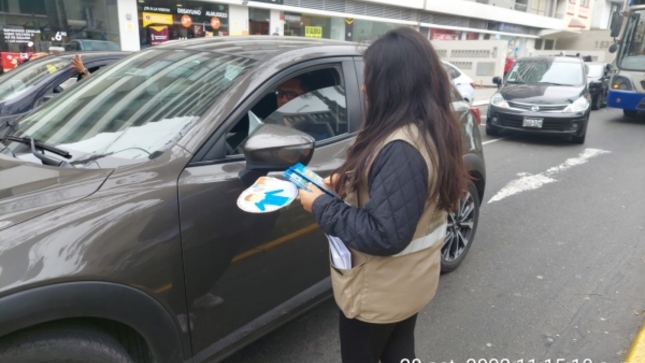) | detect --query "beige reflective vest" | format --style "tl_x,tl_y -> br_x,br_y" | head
331,124 -> 447,324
